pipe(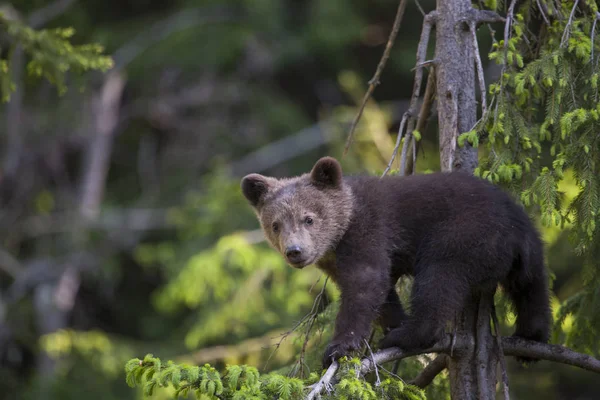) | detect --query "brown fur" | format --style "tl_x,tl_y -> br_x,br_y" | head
241,157 -> 551,368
